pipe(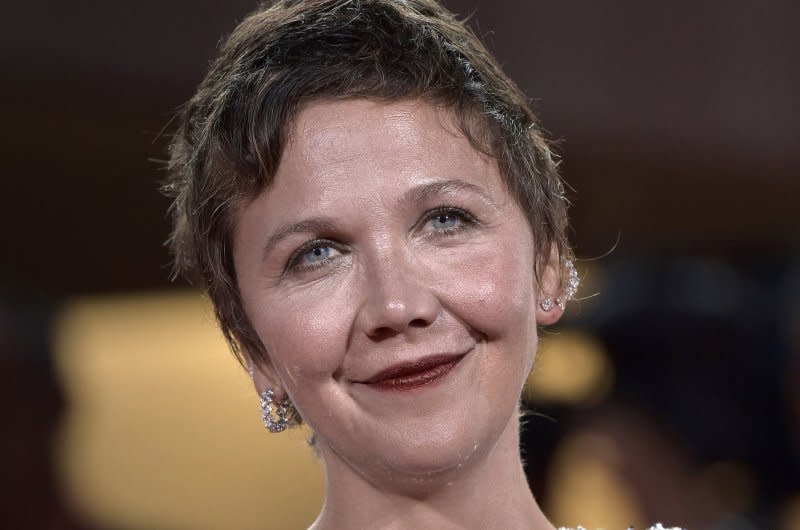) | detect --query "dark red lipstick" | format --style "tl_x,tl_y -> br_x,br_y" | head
360,354 -> 465,391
